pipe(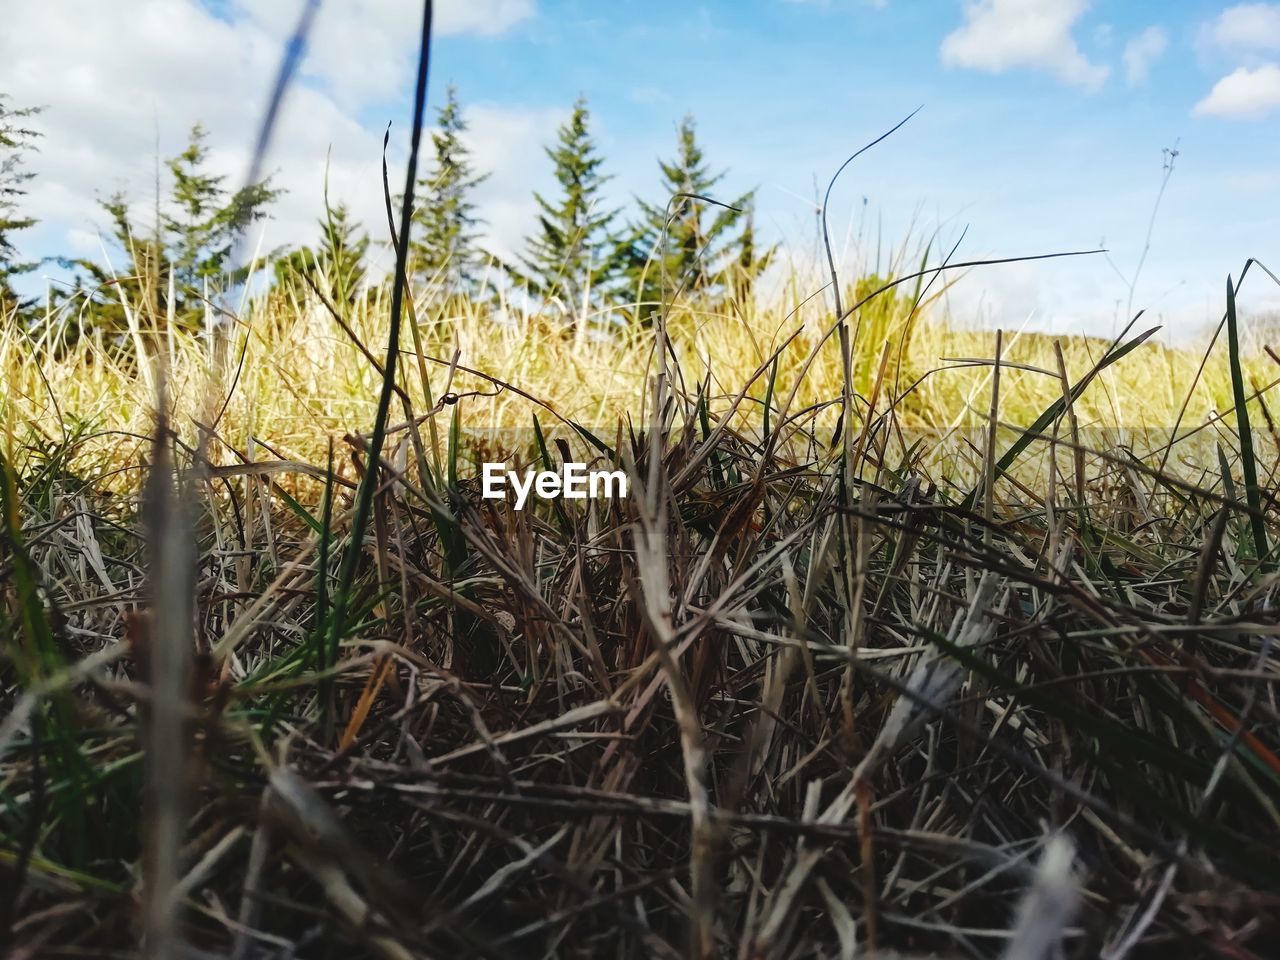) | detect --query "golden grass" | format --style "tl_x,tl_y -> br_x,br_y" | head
2,268 -> 1275,487
5,265 -> 1280,957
